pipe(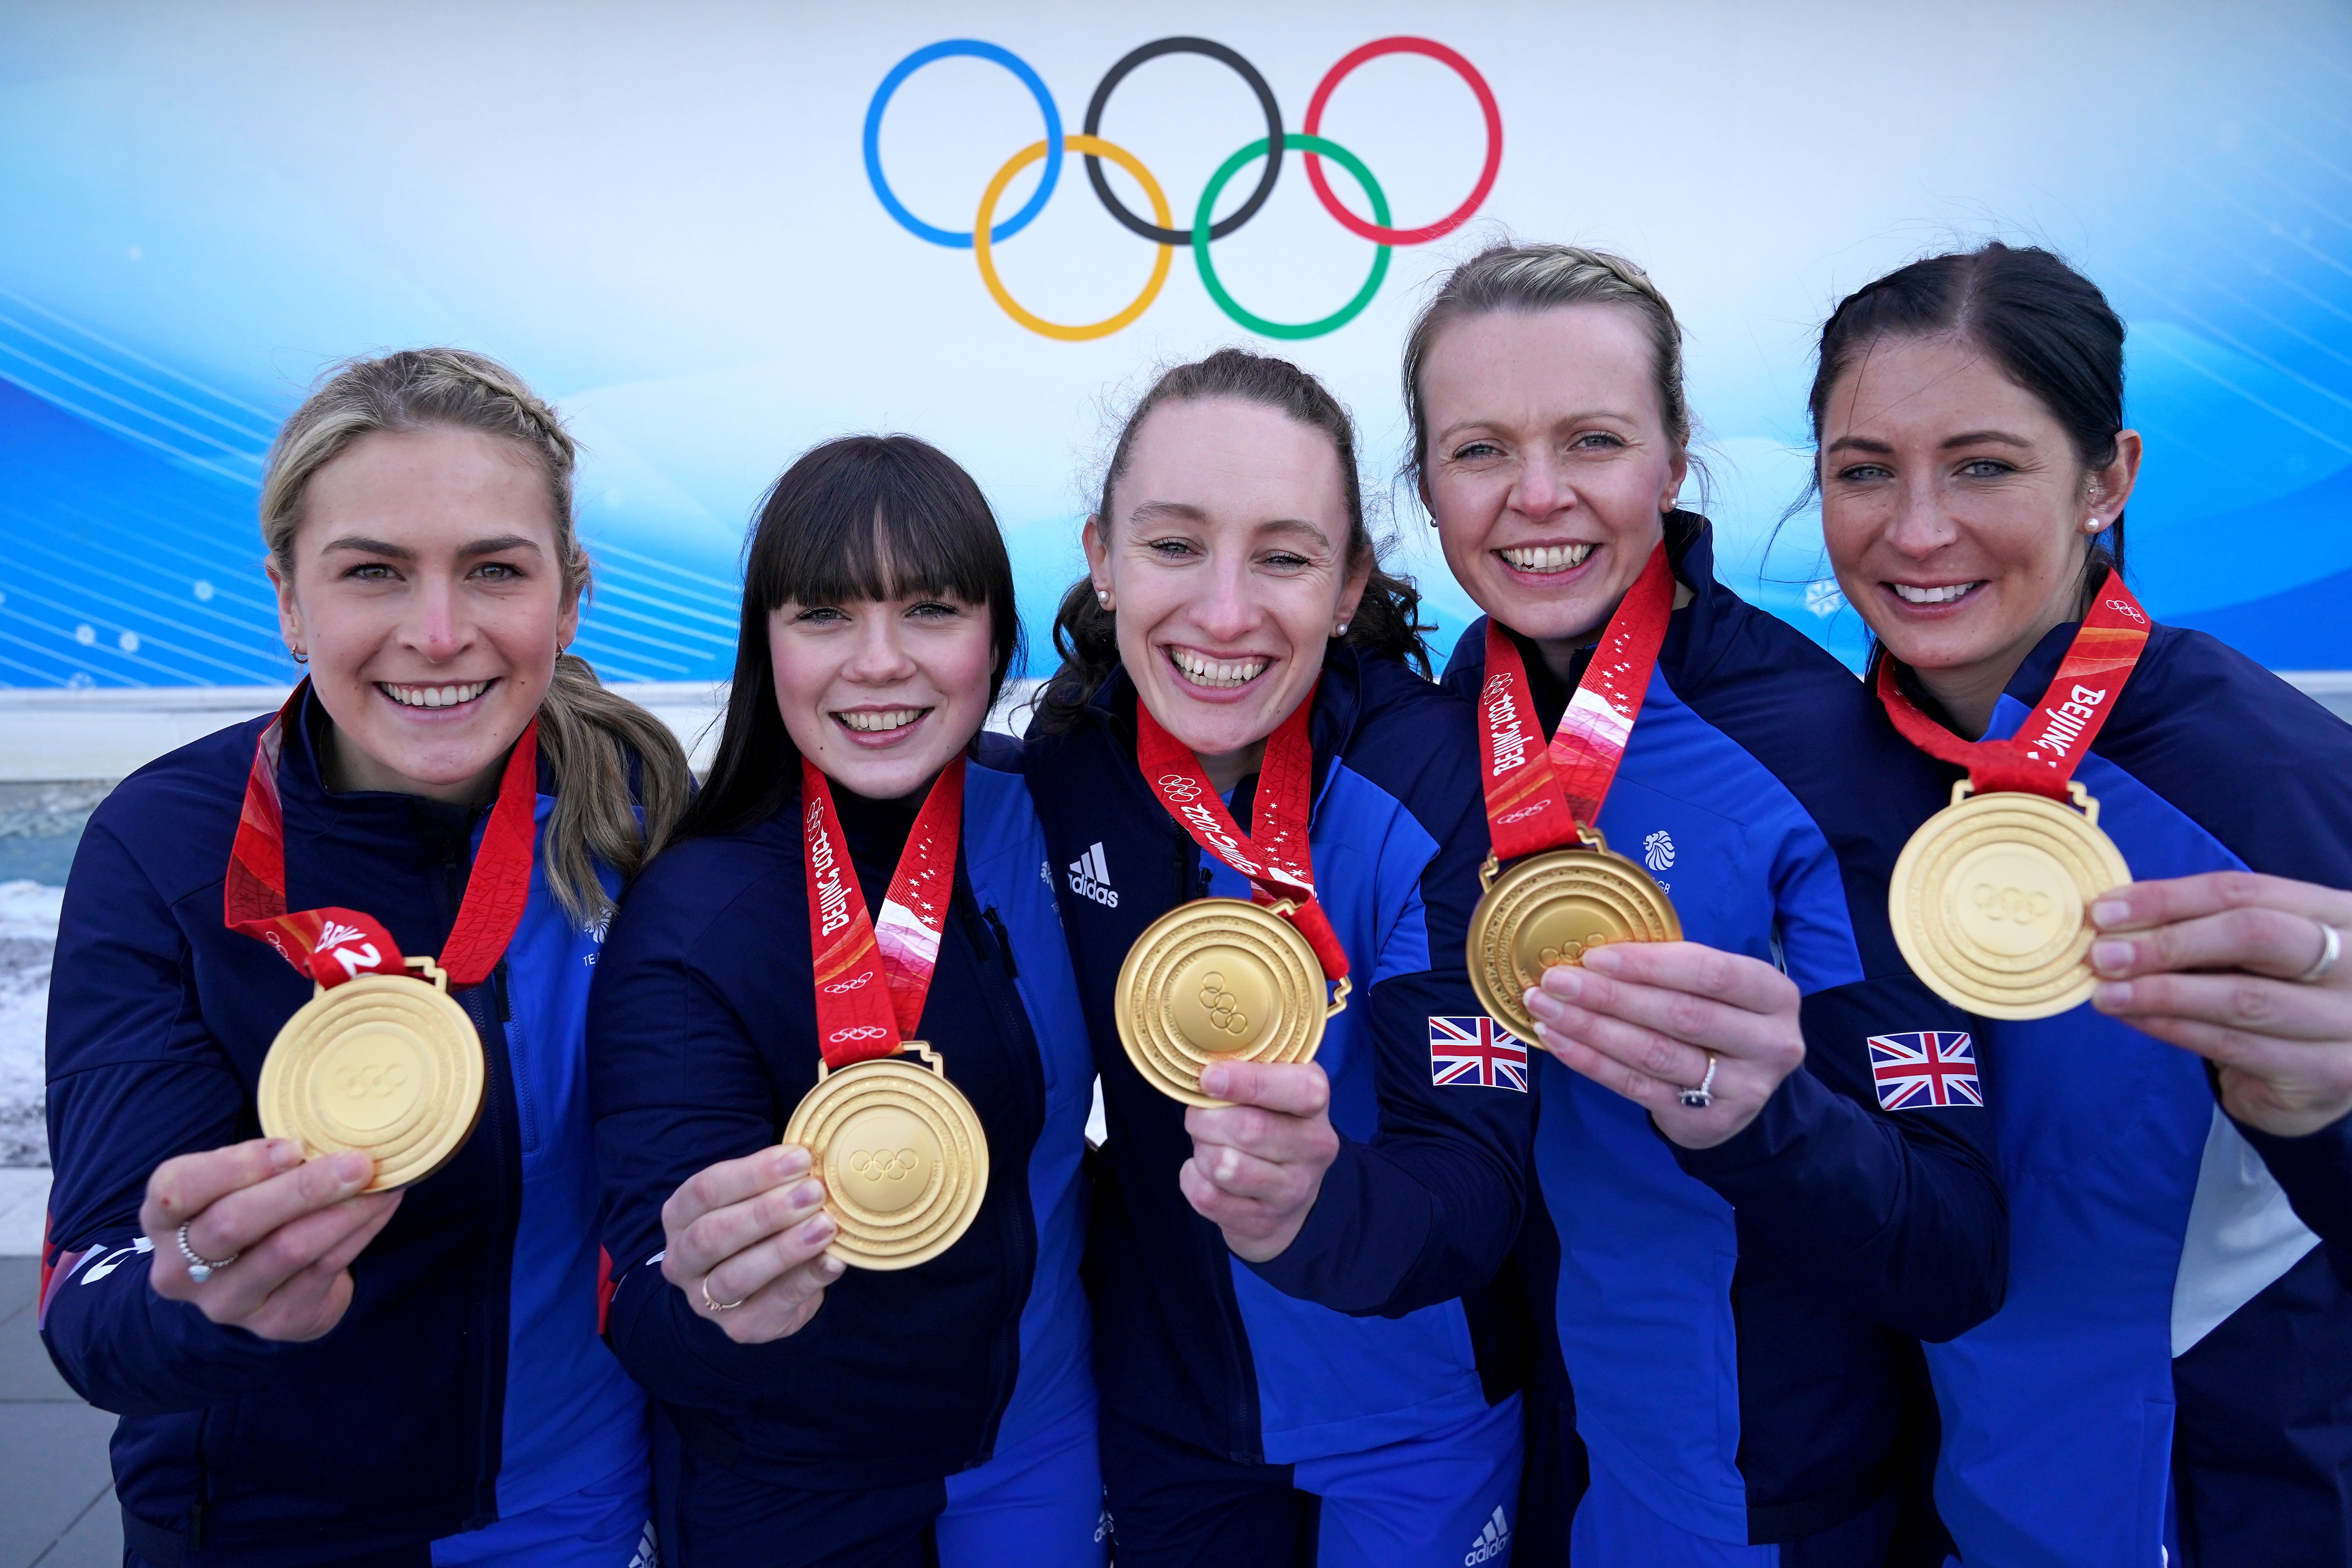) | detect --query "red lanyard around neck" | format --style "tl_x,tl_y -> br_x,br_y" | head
1477,542 -> 1675,861
1134,688 -> 1348,983
223,682 -> 539,989
802,755 -> 966,1066
1875,572 -> 2153,799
